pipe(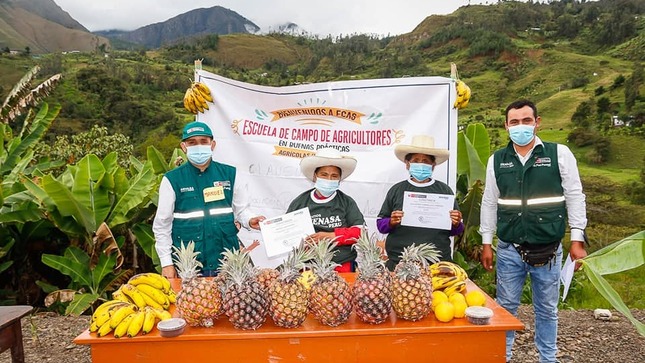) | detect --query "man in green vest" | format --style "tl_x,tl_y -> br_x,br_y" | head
479,100 -> 587,363
153,121 -> 265,278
